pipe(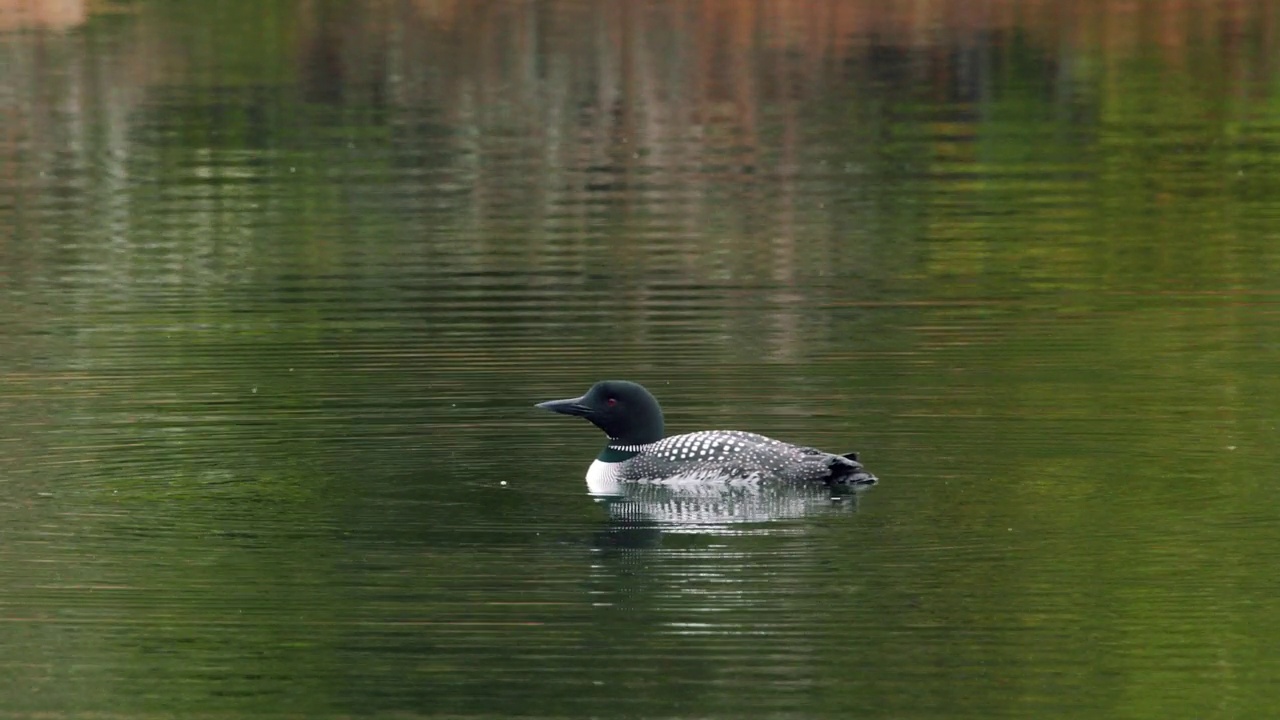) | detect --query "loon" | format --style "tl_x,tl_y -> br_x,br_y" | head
536,380 -> 877,491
